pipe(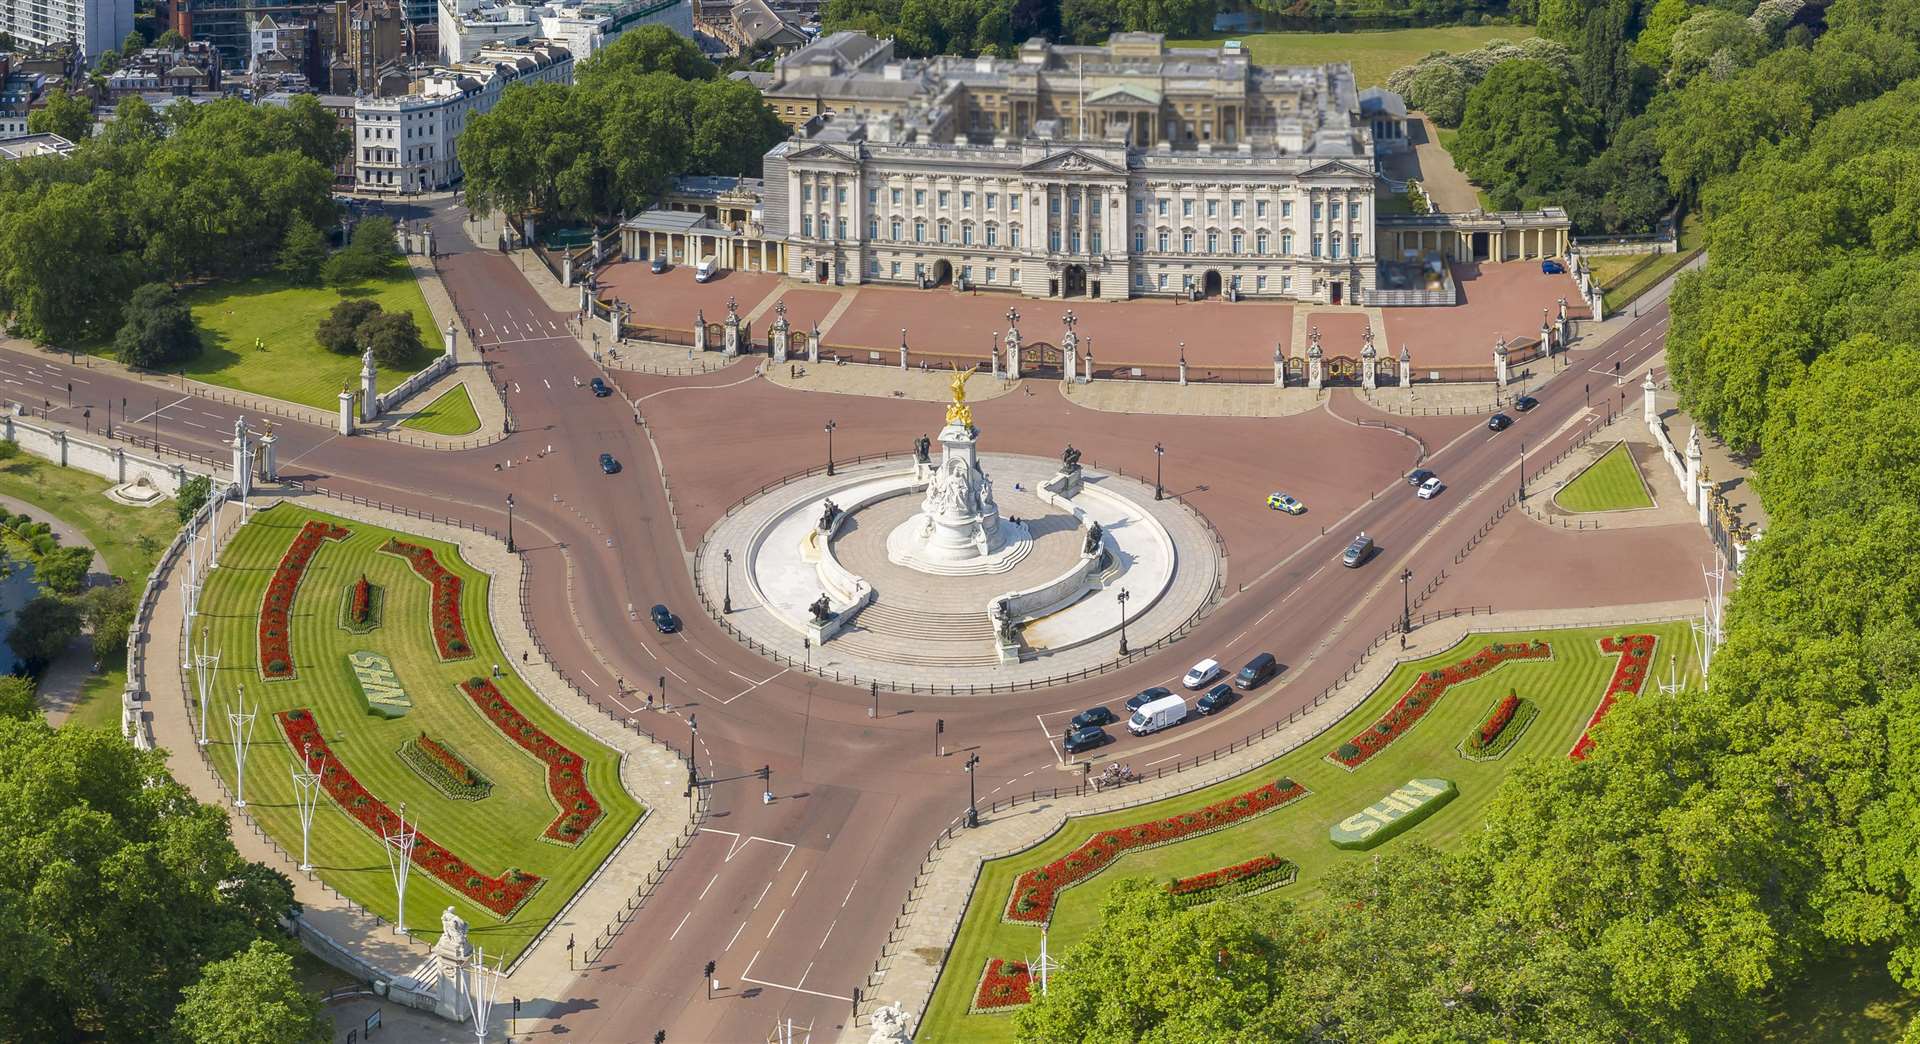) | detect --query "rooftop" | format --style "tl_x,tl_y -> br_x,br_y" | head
0,133 -> 77,160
